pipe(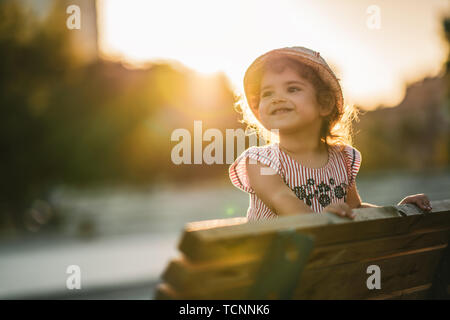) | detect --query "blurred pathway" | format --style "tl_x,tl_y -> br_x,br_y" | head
0,232 -> 179,299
